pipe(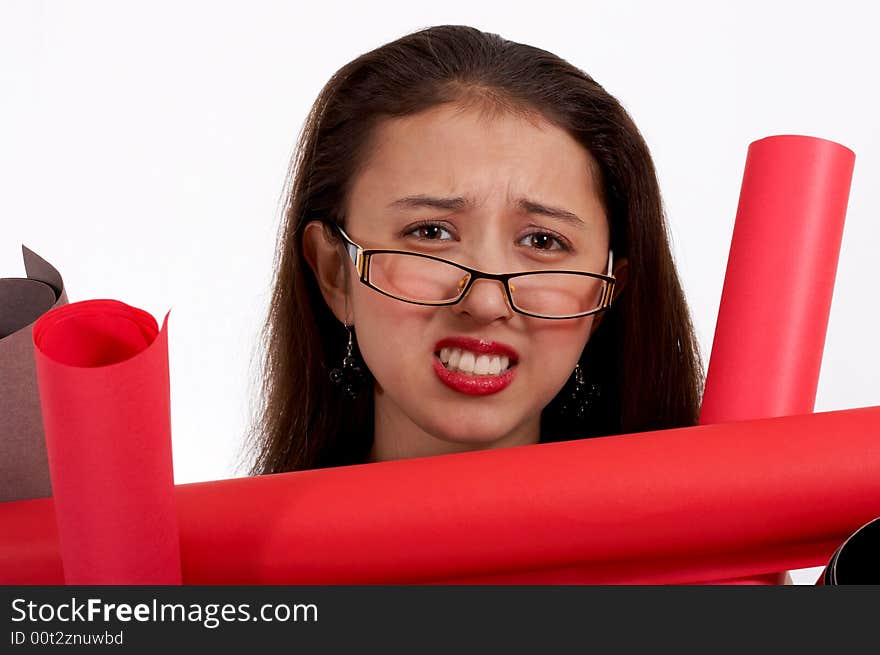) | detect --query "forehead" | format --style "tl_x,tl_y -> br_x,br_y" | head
347,103 -> 605,221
